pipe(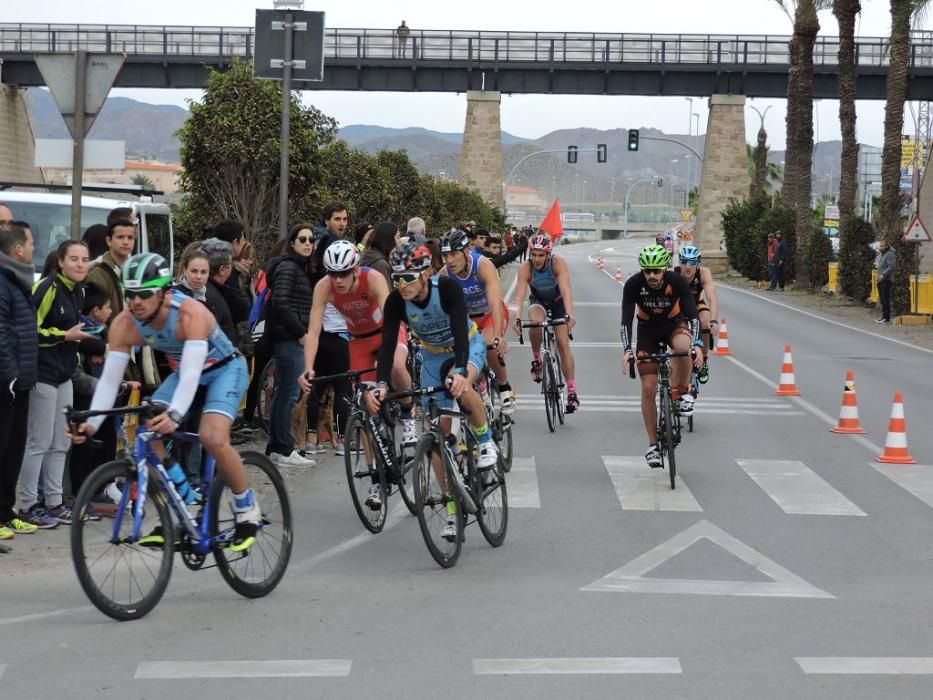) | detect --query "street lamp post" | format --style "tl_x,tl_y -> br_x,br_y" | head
624,177 -> 662,238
